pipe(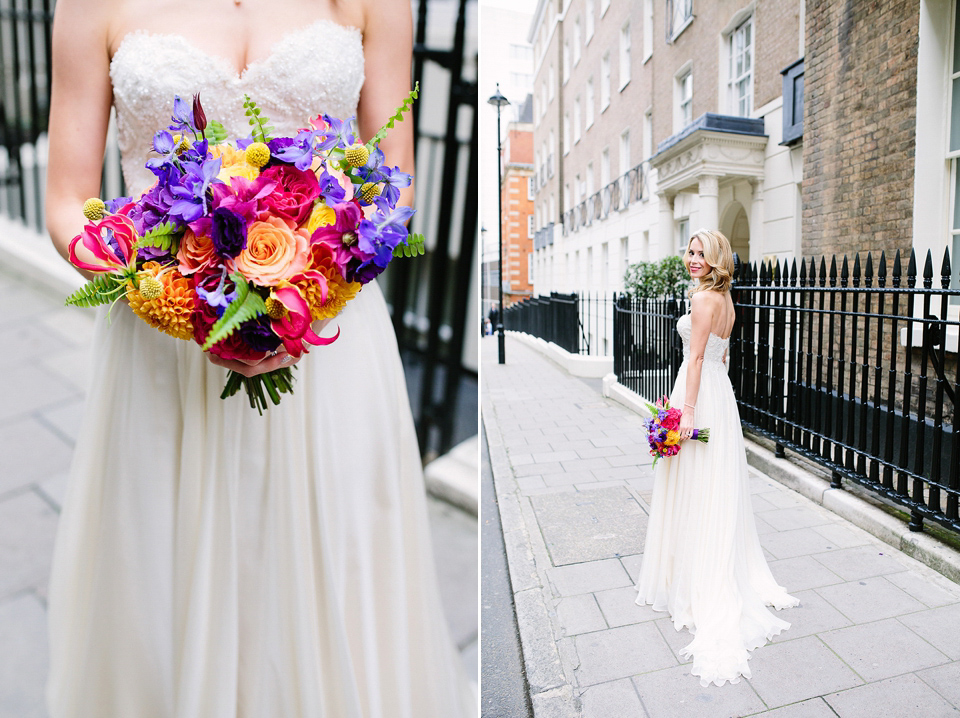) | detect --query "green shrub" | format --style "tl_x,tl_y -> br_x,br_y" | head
623,255 -> 691,298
